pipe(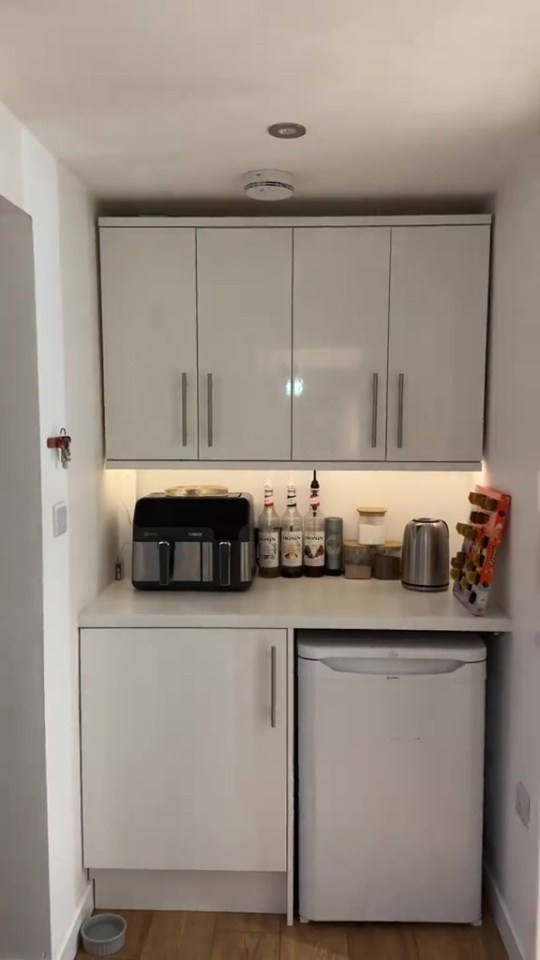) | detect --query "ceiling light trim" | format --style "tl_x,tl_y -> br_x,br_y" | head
267,122 -> 306,139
